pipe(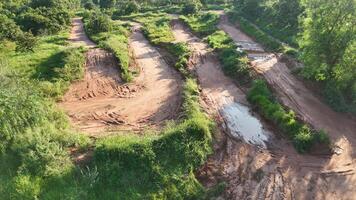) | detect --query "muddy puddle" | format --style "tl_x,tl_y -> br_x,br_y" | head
221,97 -> 269,147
